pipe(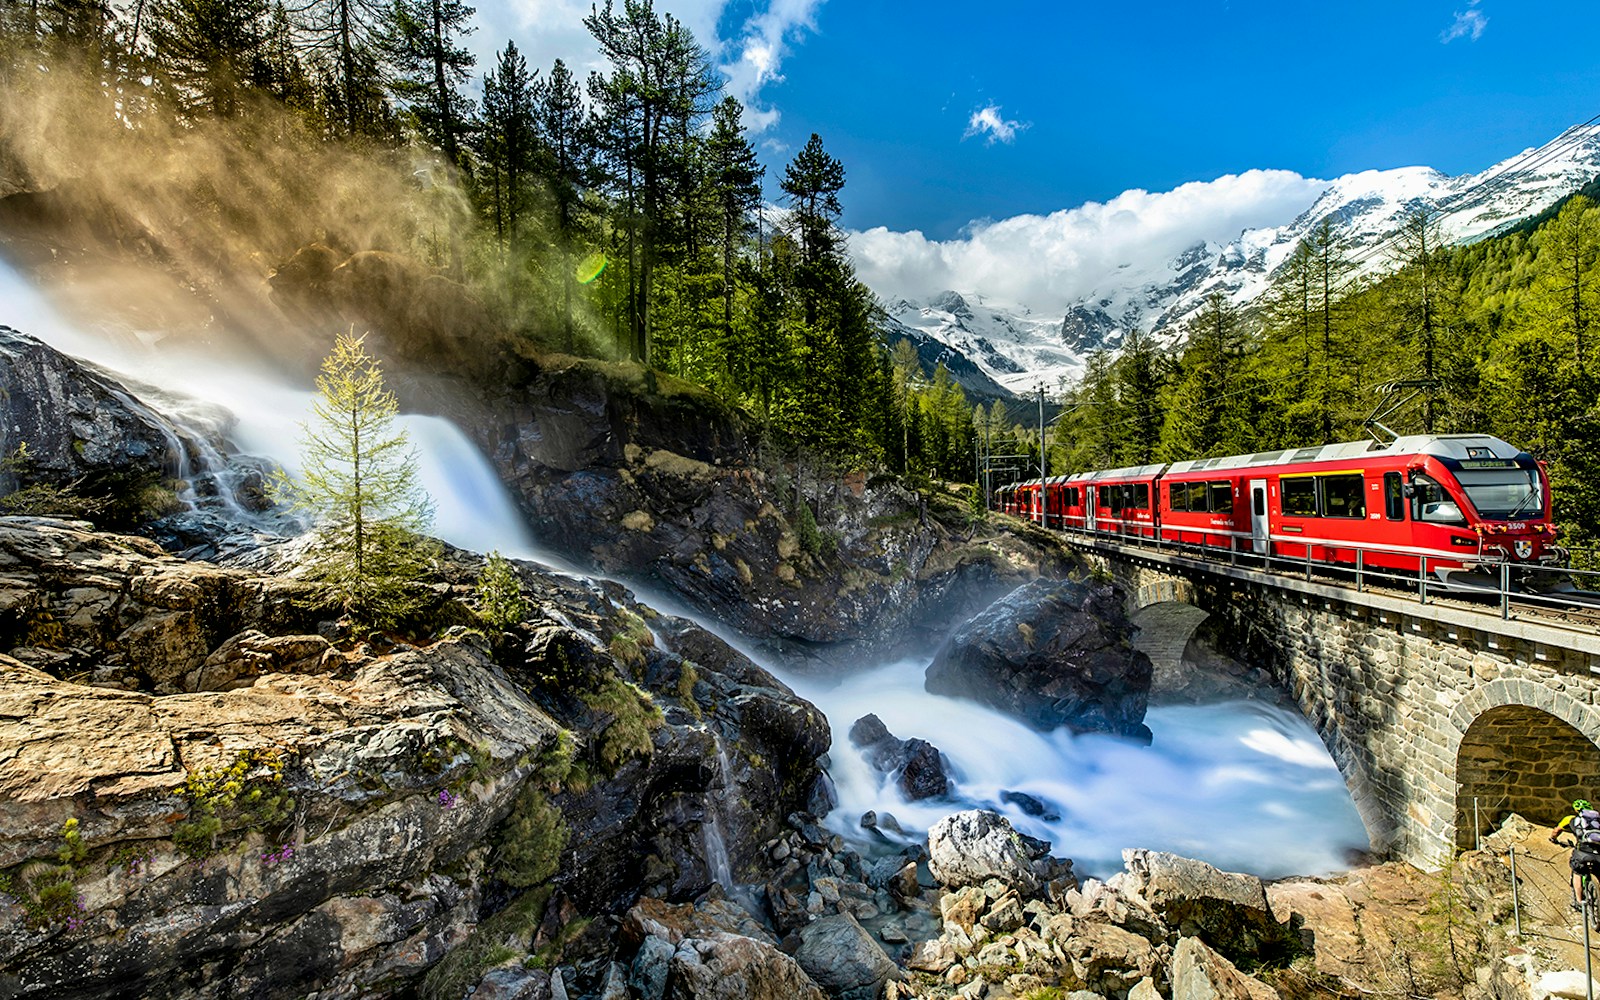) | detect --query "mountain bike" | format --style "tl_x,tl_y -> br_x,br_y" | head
1554,832 -> 1600,932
